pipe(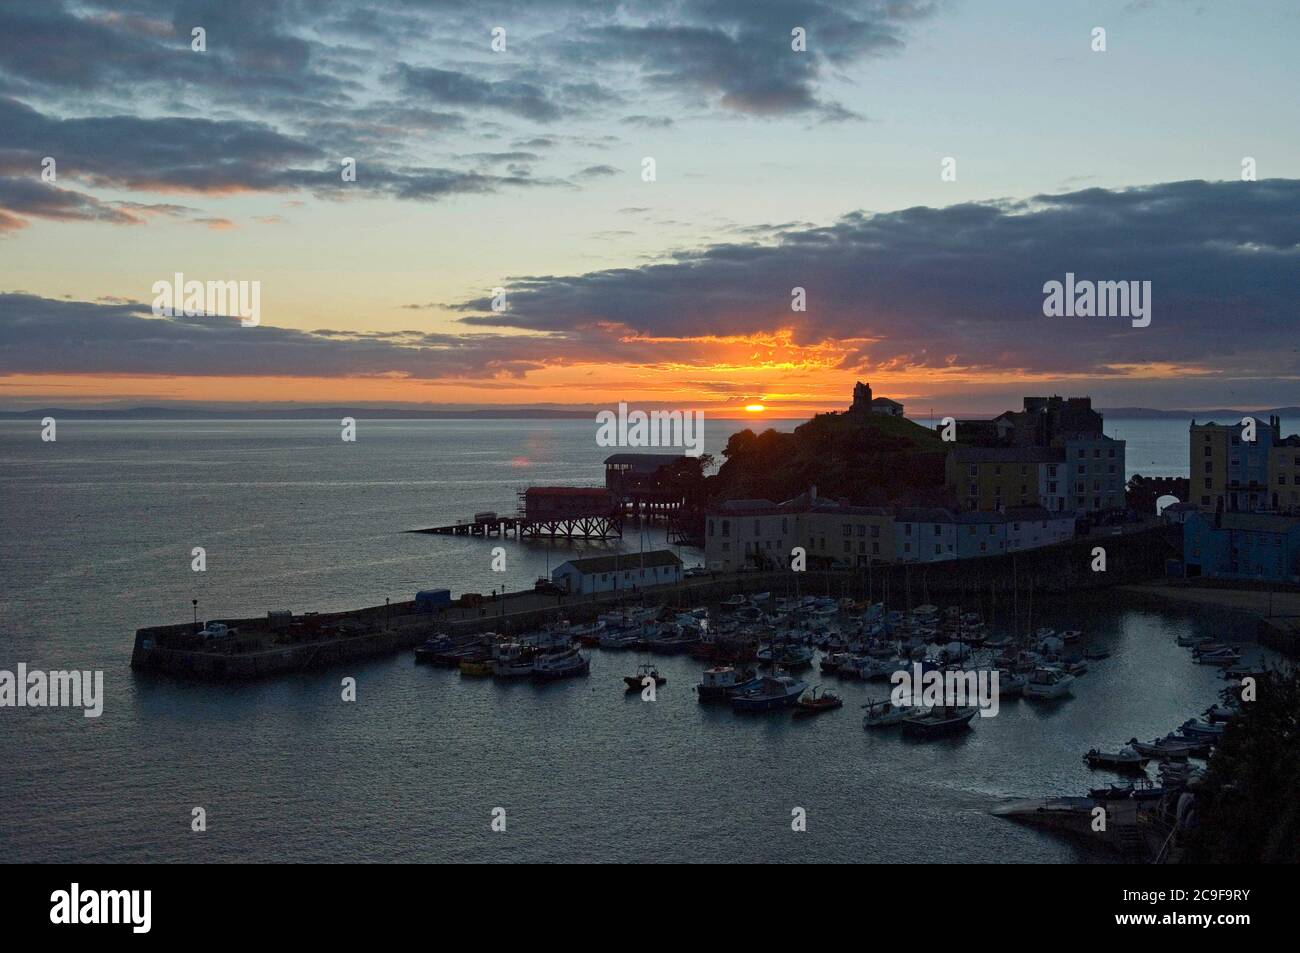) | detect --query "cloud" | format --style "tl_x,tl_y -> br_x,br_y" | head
0,176 -> 144,231
0,293 -> 567,380
396,65 -> 570,122
447,179 -> 1300,381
